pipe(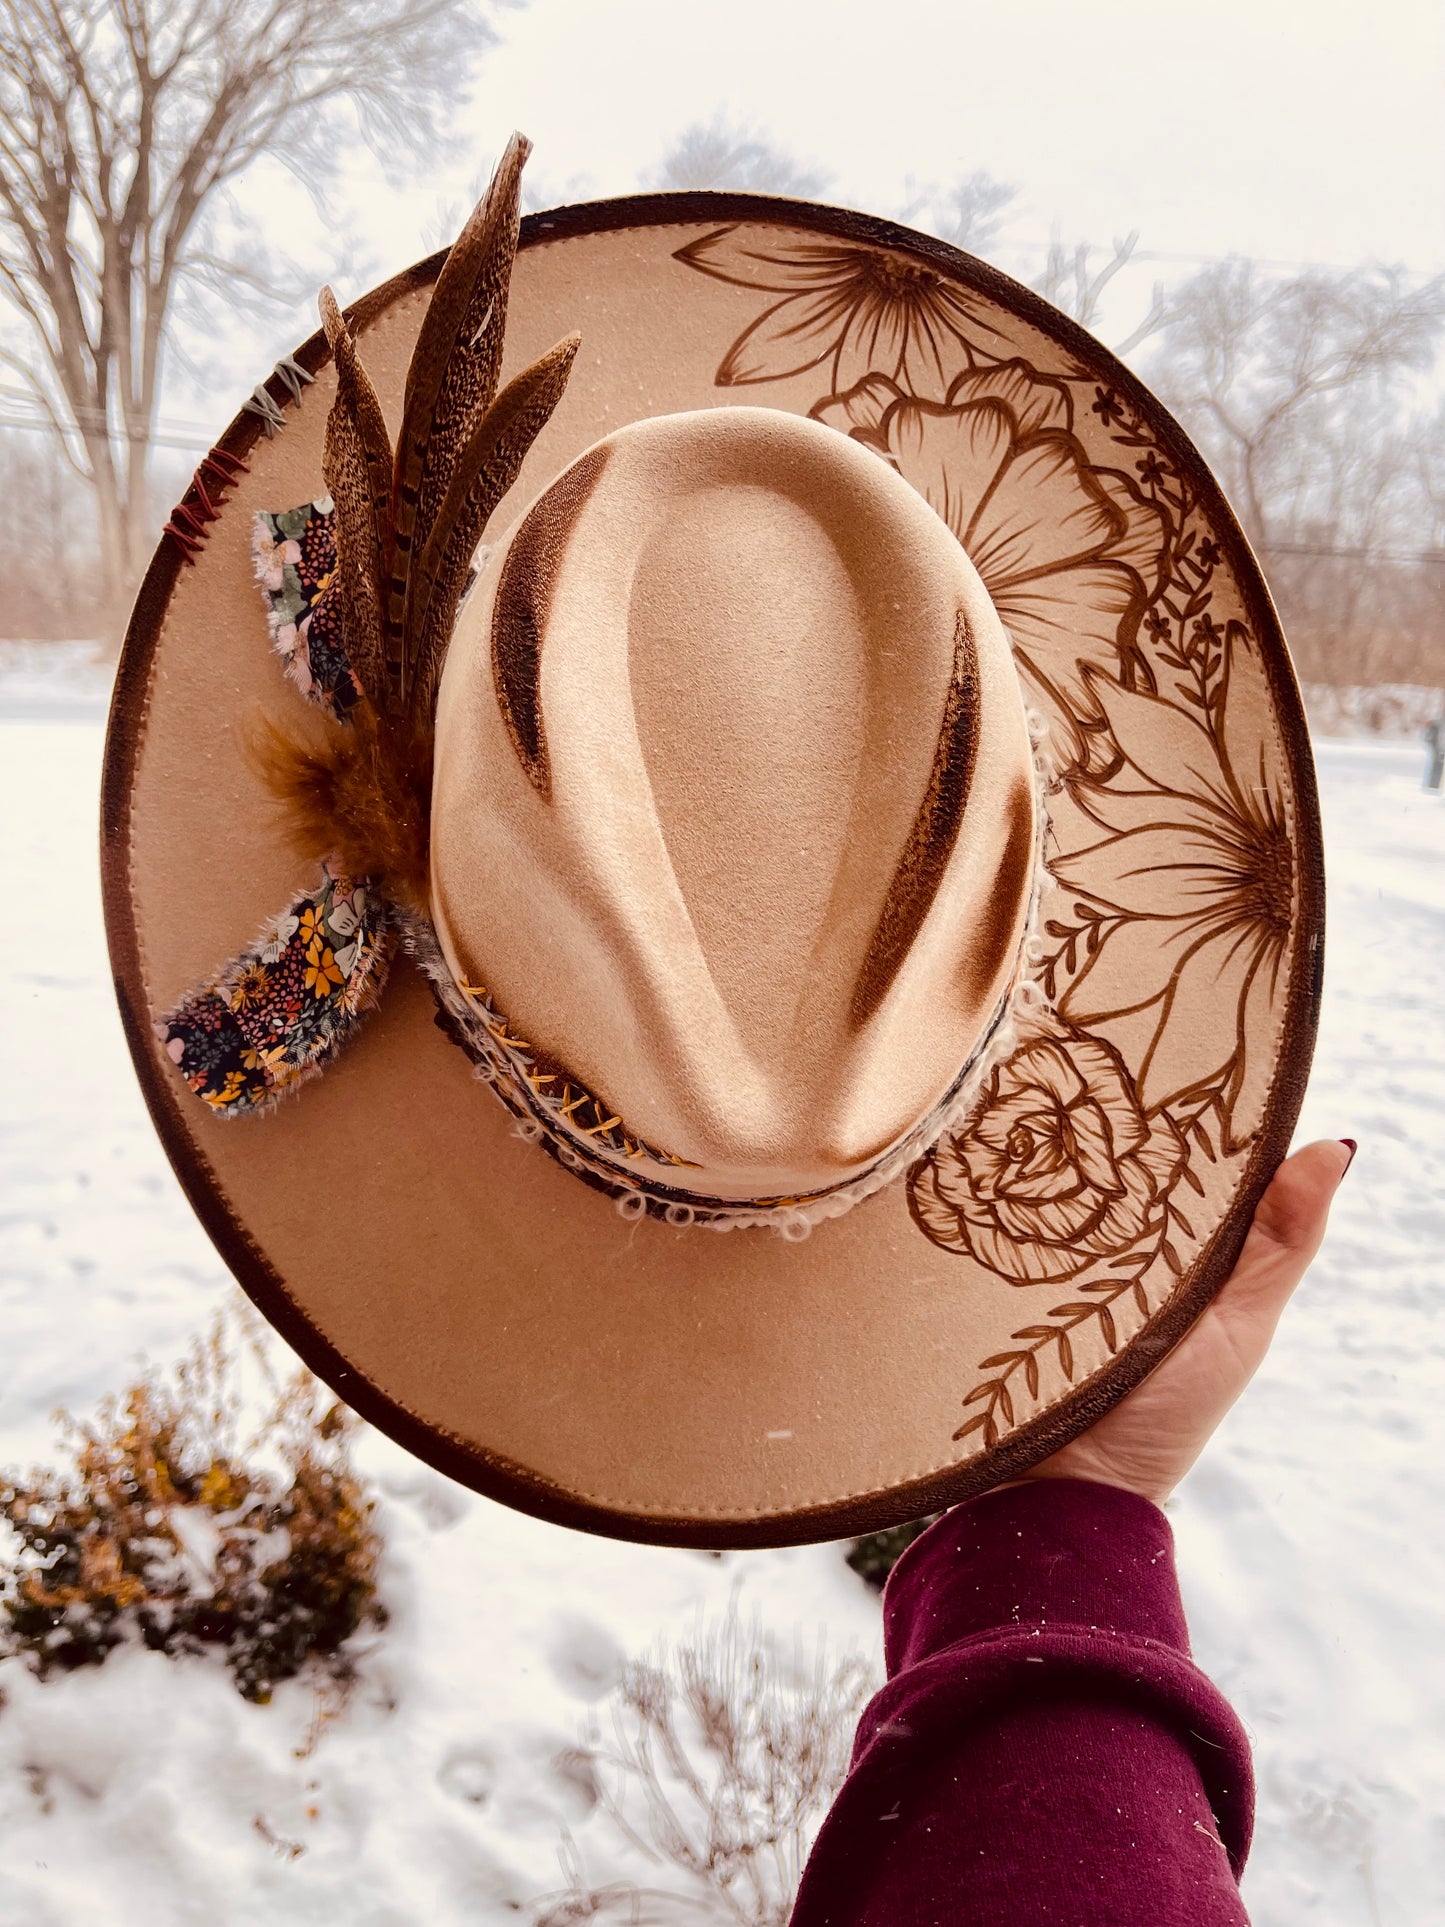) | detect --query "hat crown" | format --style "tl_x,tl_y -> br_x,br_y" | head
430,406 -> 1037,1207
